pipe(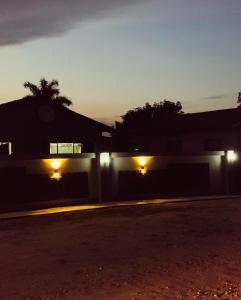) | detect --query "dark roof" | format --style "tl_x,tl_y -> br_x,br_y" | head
133,108 -> 241,135
0,98 -> 111,142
